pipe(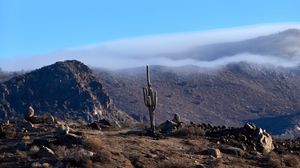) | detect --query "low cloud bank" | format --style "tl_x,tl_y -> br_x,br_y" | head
1,23 -> 300,71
